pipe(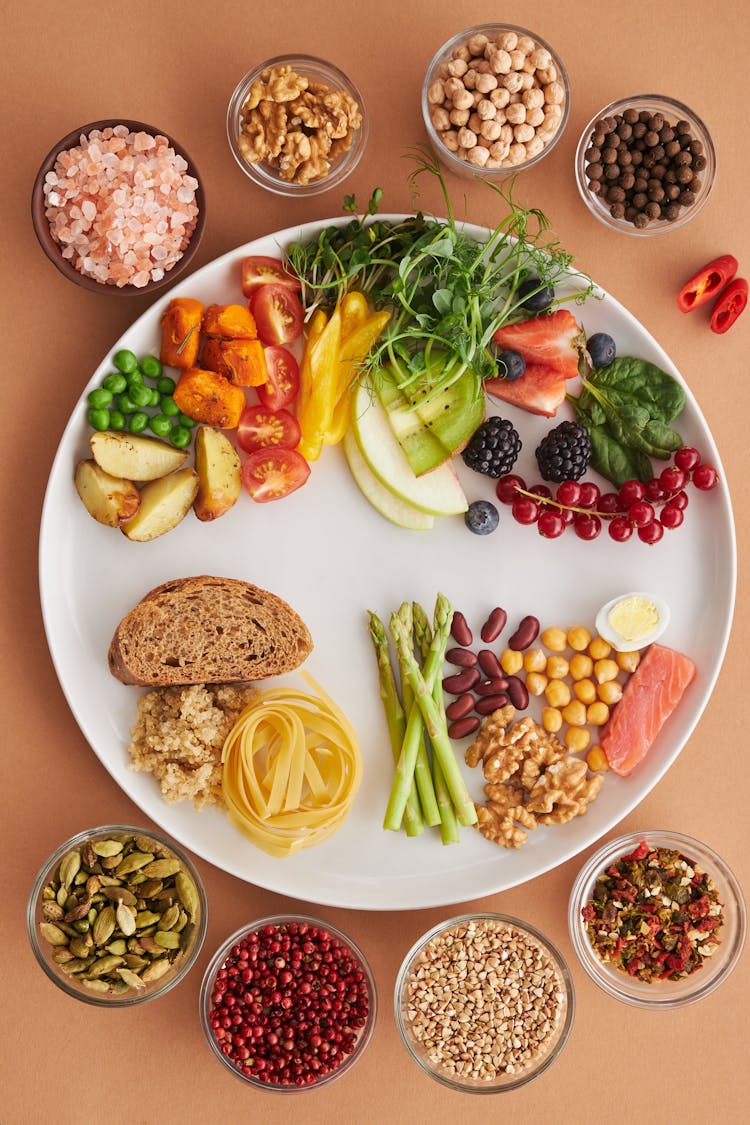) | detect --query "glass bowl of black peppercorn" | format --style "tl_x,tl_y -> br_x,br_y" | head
575,95 -> 716,236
